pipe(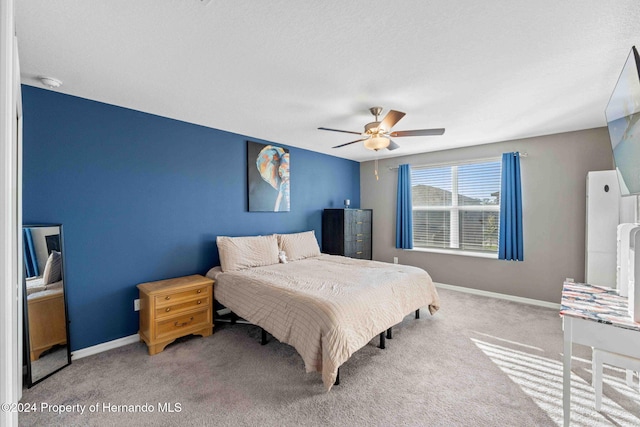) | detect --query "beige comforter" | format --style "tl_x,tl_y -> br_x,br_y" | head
208,254 -> 440,390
